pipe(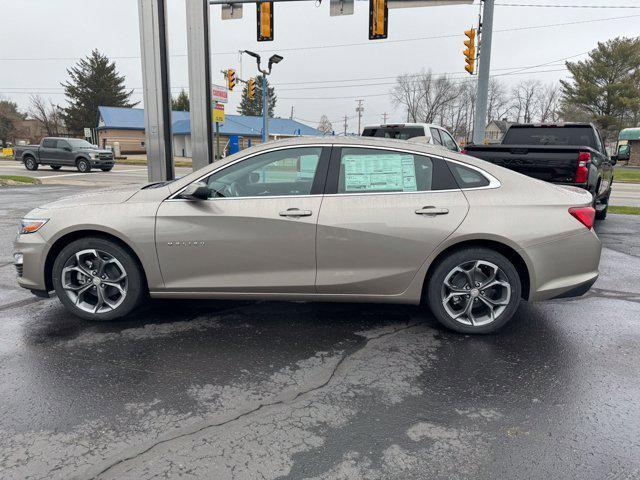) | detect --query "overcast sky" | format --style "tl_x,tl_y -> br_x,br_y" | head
1,0 -> 639,132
